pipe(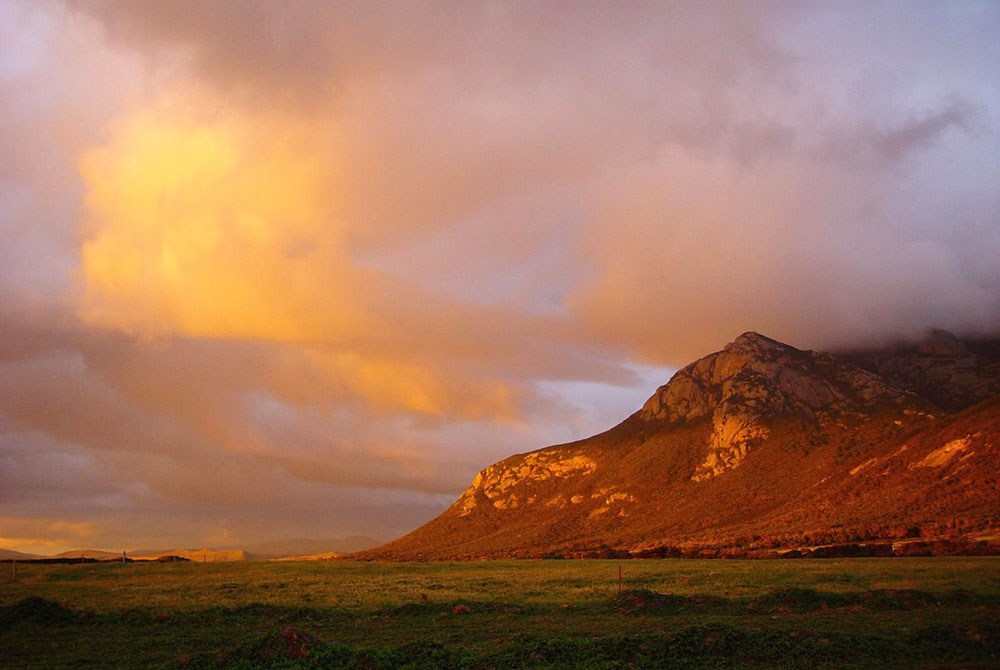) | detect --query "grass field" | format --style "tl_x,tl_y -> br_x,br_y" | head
2,557 -> 999,668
